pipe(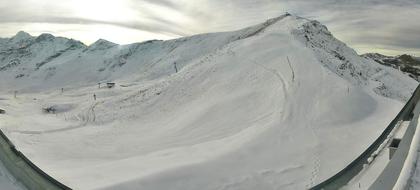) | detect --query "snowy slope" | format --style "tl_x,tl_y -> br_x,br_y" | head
0,14 -> 417,190
0,31 -> 86,92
